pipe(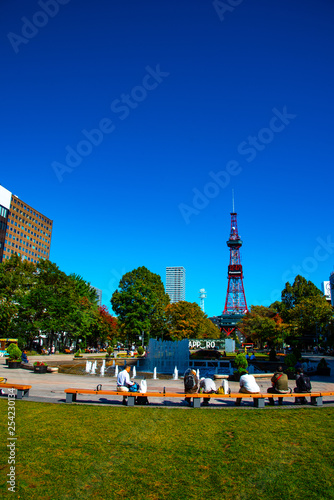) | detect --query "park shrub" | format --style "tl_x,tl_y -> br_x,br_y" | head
234,353 -> 248,373
284,353 -> 297,368
107,346 -> 113,356
137,346 -> 144,356
7,343 -> 22,361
